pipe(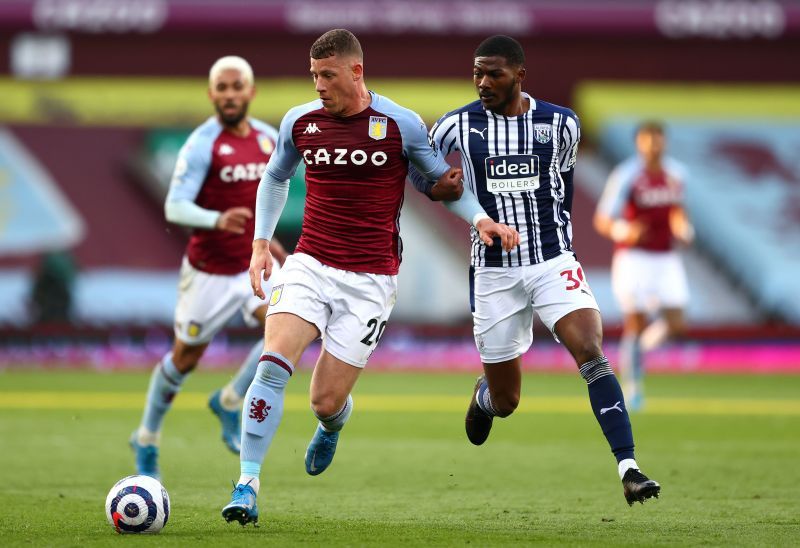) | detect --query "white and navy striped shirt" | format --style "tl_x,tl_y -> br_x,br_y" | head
415,93 -> 580,267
